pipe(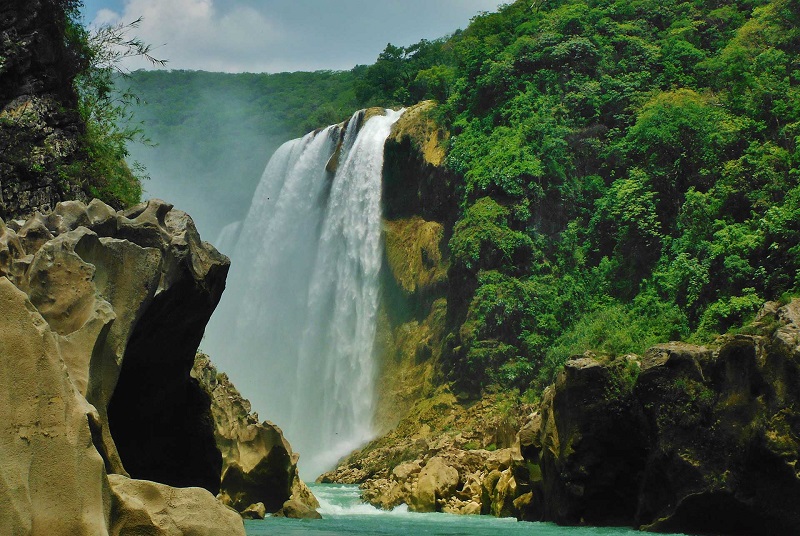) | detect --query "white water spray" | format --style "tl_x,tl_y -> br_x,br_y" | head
205,109 -> 403,479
